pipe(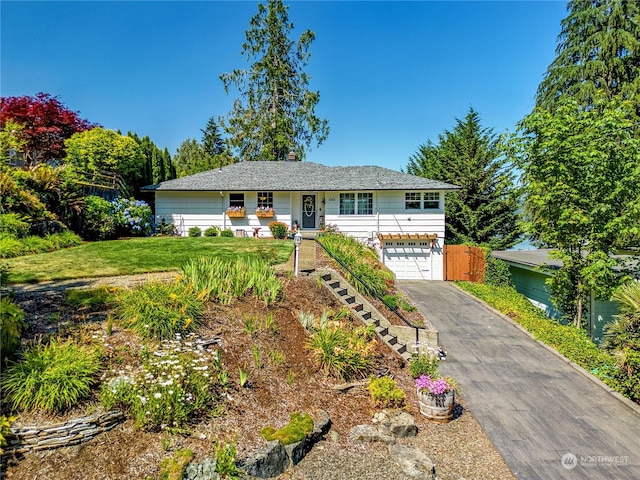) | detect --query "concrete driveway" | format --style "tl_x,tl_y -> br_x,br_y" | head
400,281 -> 640,480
